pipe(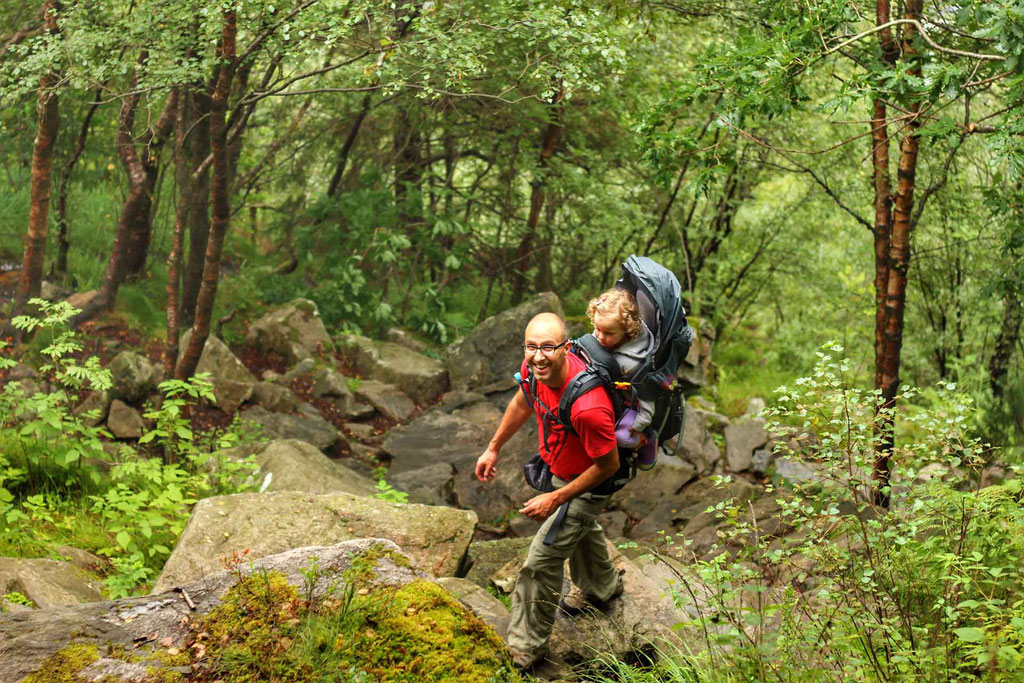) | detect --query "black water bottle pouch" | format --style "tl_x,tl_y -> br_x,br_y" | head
523,453 -> 554,493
